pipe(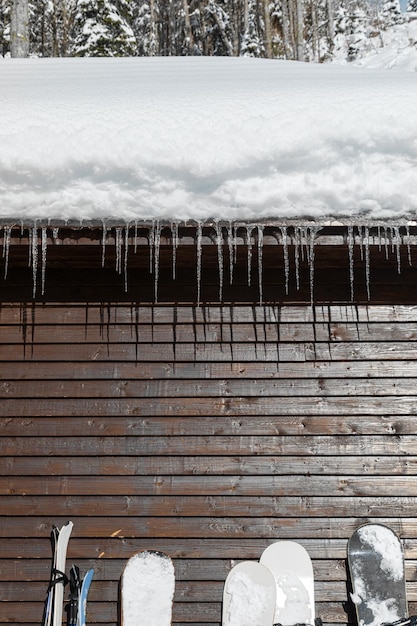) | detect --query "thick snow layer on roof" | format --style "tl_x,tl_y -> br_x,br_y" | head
1,56 -> 417,224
